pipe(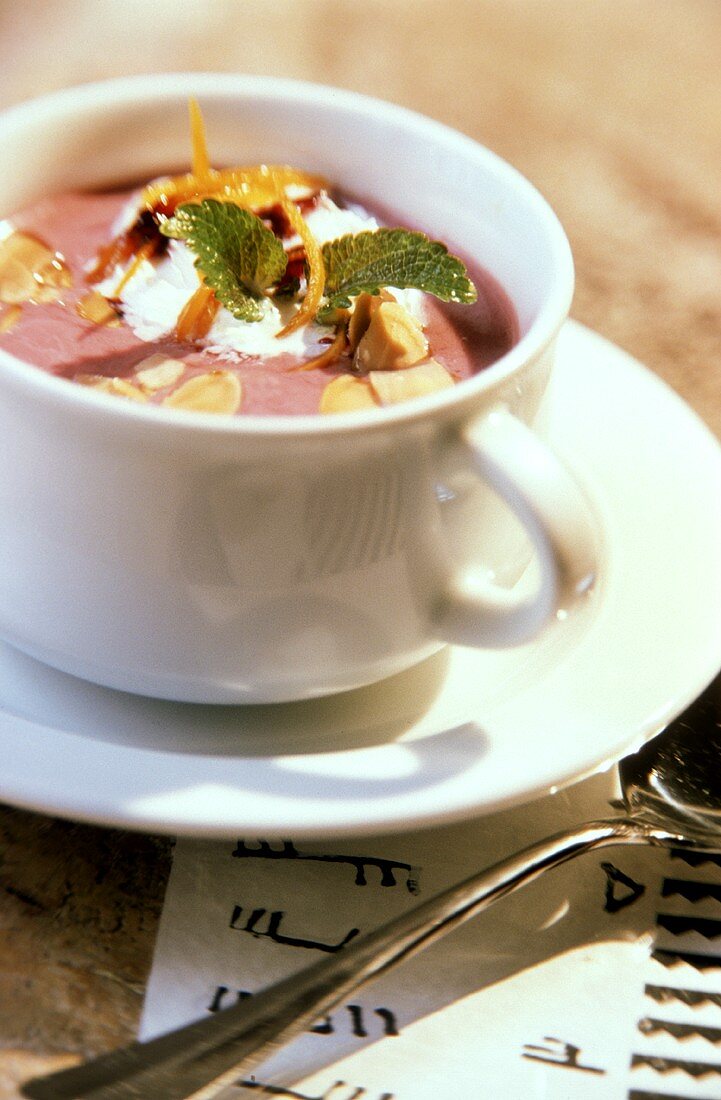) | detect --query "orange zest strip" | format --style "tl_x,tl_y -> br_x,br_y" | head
276,197 -> 325,336
141,165 -> 327,214
175,283 -> 221,342
189,98 -> 212,183
291,325 -> 347,371
111,241 -> 156,297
